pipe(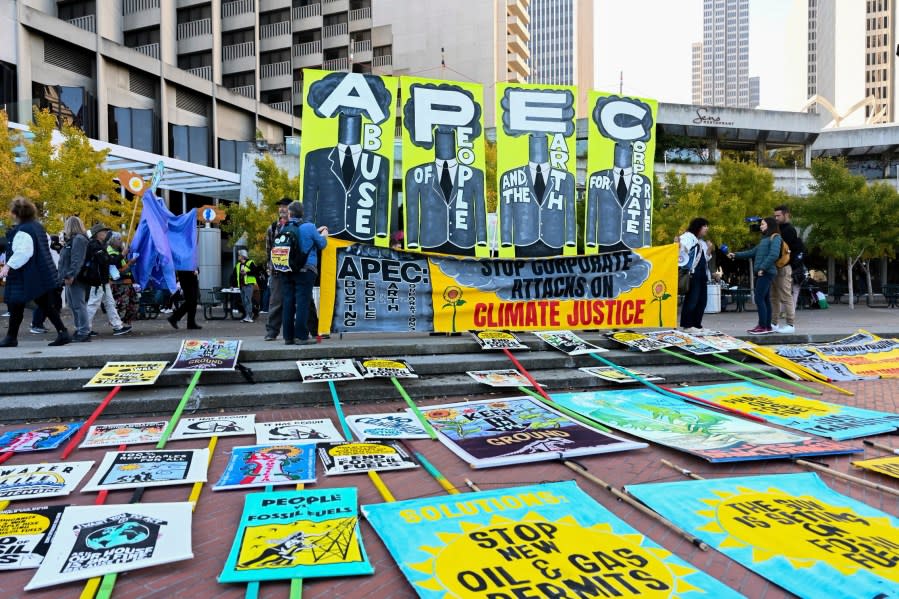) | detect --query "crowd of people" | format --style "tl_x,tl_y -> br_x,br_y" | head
678,204 -> 807,336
